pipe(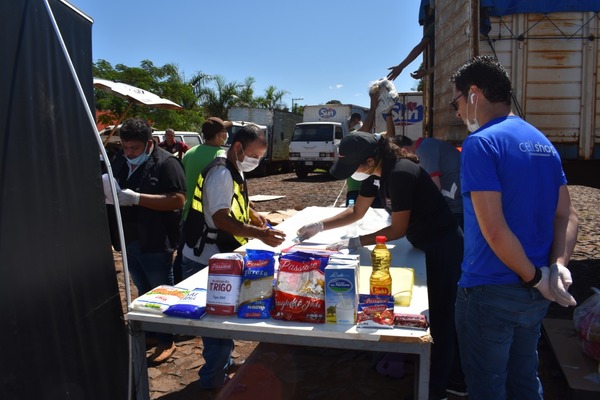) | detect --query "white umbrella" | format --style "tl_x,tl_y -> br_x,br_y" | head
93,77 -> 183,144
